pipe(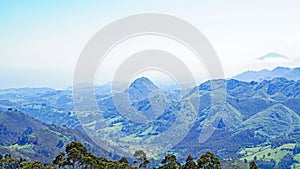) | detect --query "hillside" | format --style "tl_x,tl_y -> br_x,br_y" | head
238,104 -> 300,138
0,110 -> 109,163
